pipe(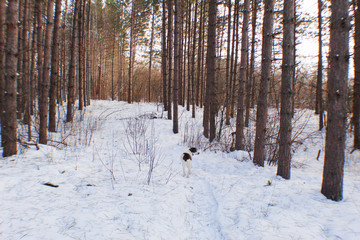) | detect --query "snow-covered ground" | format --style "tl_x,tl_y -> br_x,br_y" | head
1,100 -> 359,240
